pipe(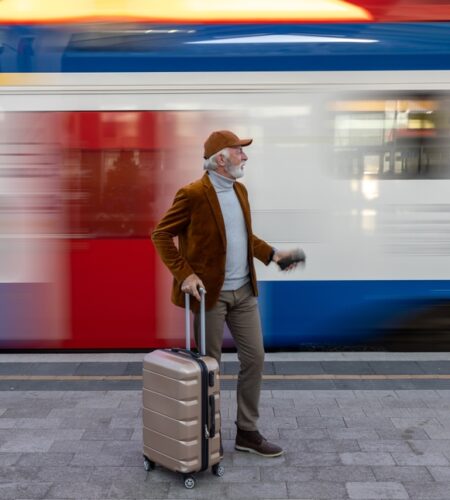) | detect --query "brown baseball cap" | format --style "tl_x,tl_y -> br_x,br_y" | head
203,130 -> 253,159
